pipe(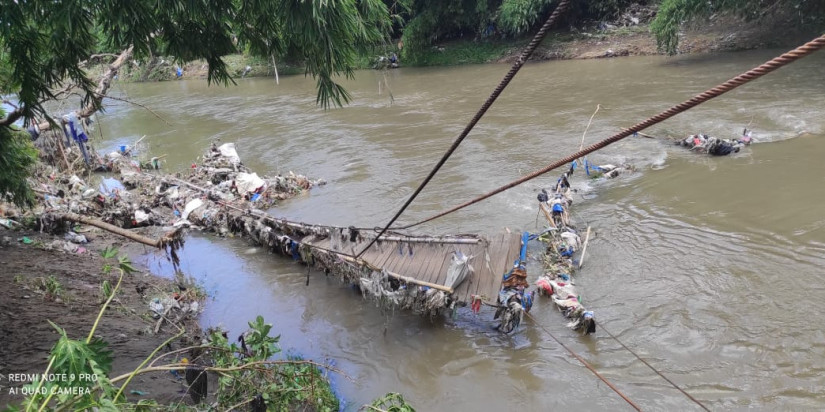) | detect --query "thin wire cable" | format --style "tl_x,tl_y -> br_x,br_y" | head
600,322 -> 710,411
396,34 -> 825,229
524,312 -> 642,411
354,0 -> 572,258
